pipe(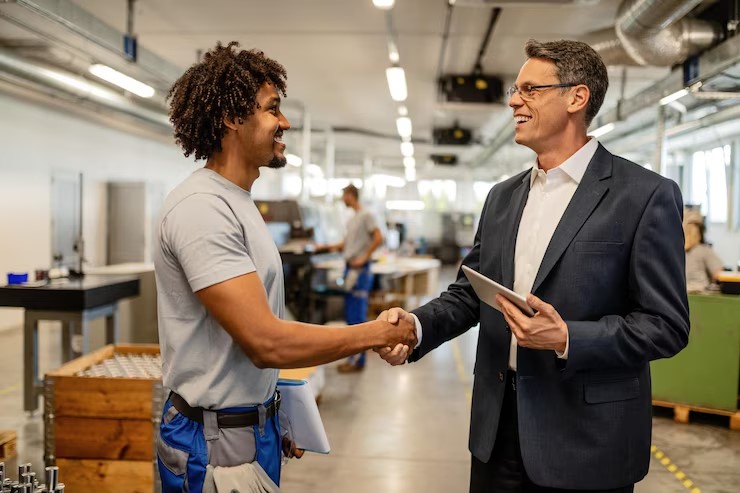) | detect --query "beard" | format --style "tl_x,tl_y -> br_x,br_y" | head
267,155 -> 287,169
